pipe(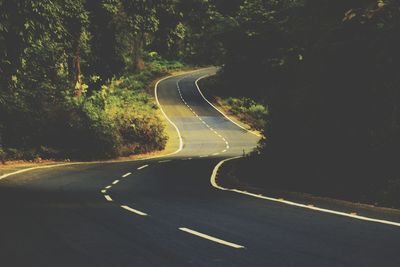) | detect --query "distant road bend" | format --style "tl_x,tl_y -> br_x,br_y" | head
1,68 -> 400,266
